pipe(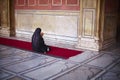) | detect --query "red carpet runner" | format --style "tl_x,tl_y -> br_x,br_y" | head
0,37 -> 83,59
